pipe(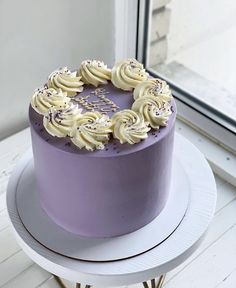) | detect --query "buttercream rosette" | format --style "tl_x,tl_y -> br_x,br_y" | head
43,102 -> 82,138
48,67 -> 84,97
71,111 -> 112,151
132,96 -> 172,129
79,60 -> 111,87
31,87 -> 70,115
111,58 -> 148,91
133,78 -> 172,101
111,109 -> 150,144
